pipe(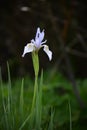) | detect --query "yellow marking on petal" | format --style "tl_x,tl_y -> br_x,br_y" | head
43,45 -> 52,61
